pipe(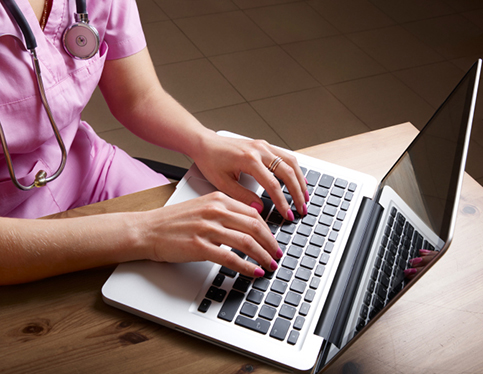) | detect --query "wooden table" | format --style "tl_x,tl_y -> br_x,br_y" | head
1,123 -> 482,374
